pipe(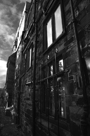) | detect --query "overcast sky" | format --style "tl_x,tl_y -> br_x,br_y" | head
0,0 -> 31,88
